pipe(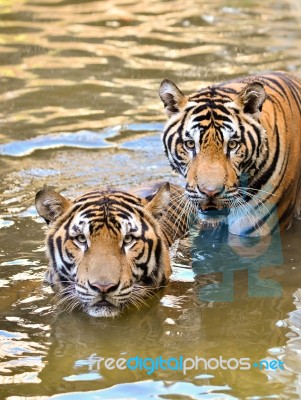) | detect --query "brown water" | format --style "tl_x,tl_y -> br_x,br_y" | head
1,0 -> 301,399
